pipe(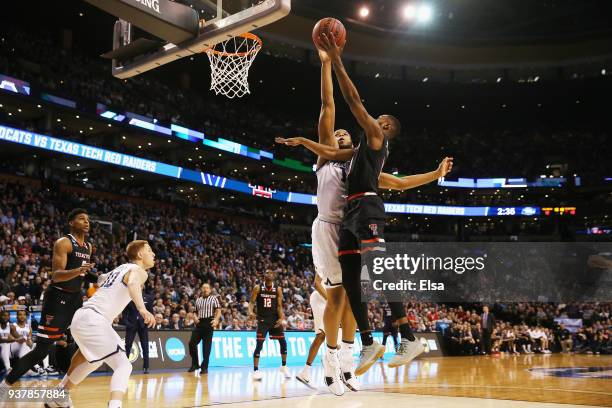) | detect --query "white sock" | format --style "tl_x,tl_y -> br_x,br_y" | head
327,347 -> 338,355
341,341 -> 354,353
59,375 -> 69,389
303,365 -> 311,373
108,399 -> 122,408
